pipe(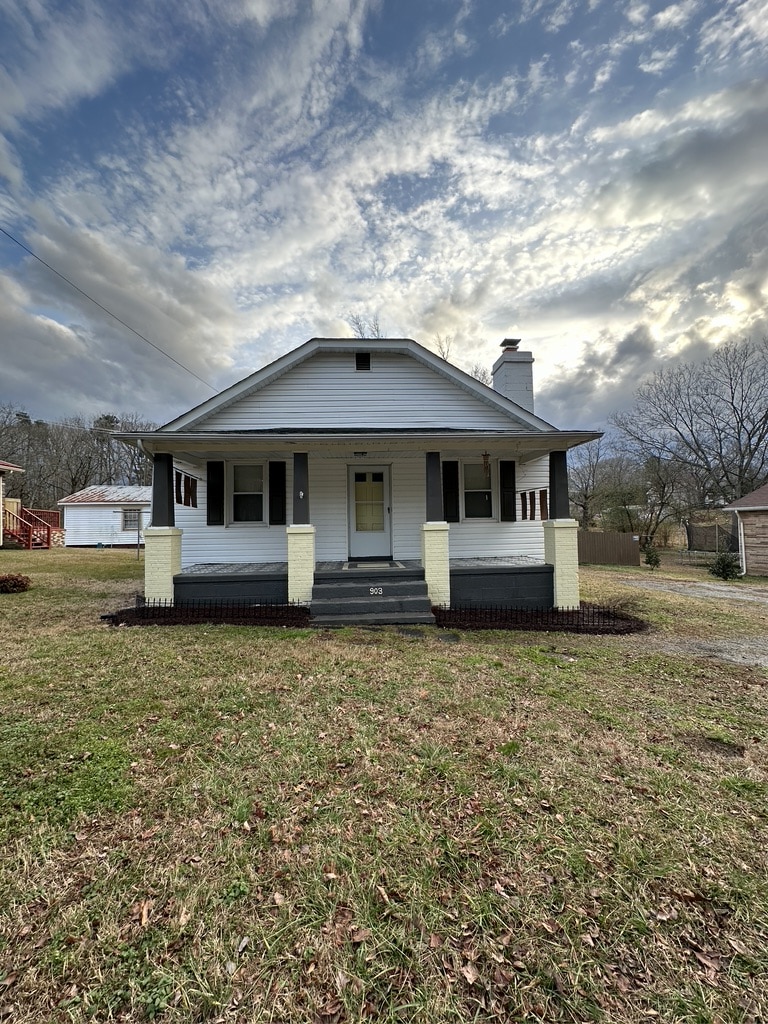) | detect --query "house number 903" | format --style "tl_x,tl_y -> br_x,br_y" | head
369,587 -> 383,595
